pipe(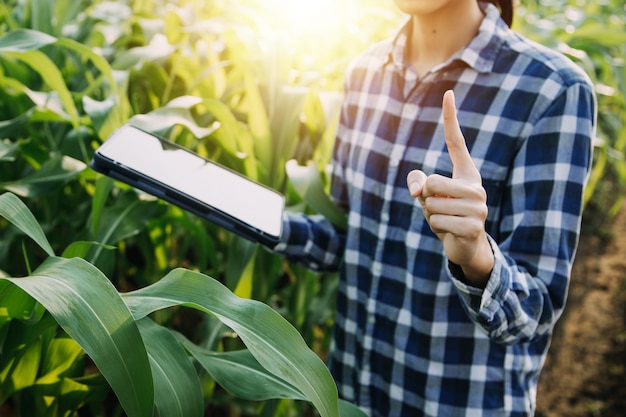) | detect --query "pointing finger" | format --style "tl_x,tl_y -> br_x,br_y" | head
443,90 -> 481,182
